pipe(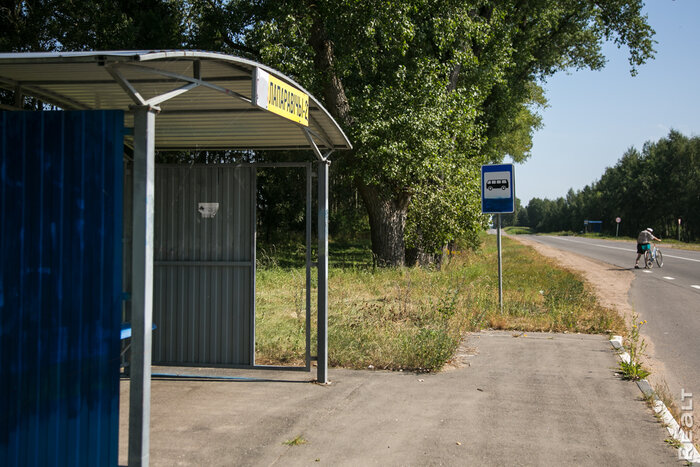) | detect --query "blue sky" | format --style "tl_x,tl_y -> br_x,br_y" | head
512,0 -> 700,205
